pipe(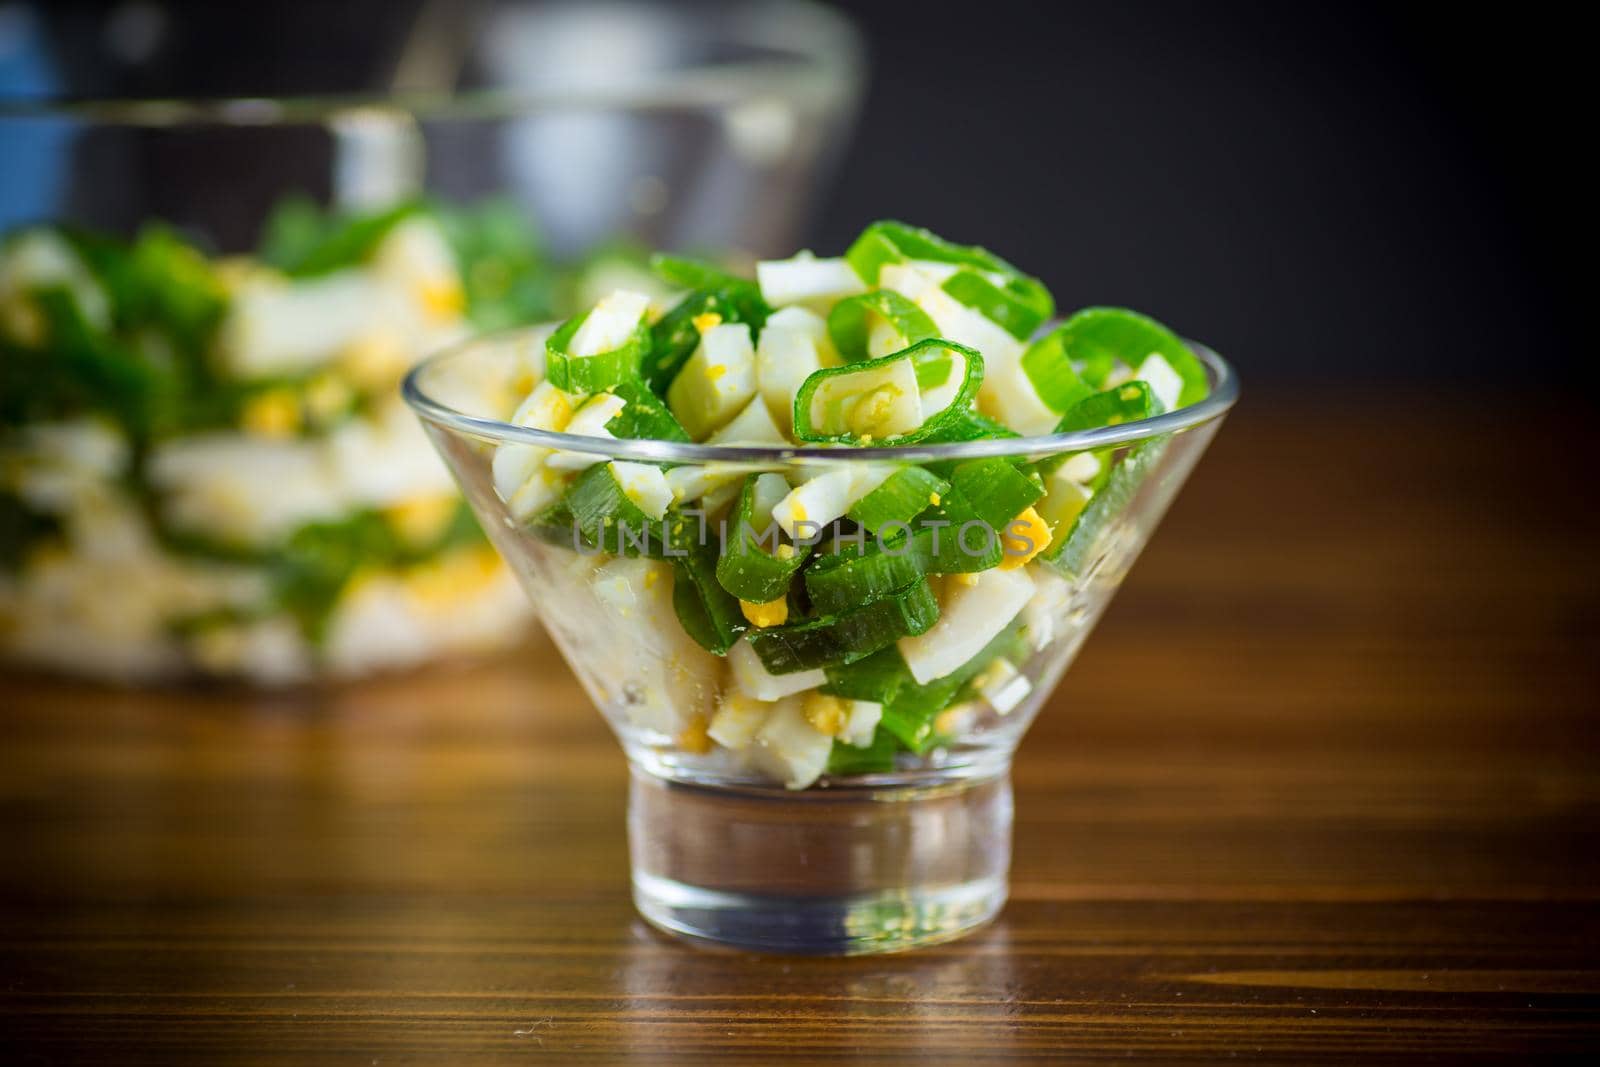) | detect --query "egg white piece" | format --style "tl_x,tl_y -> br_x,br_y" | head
567,289 -> 651,357
667,322 -> 758,439
751,699 -> 835,789
709,691 -> 788,750
729,638 -> 827,700
546,393 -> 626,471
757,254 -> 866,308
1135,353 -> 1184,412
900,567 -> 1036,685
